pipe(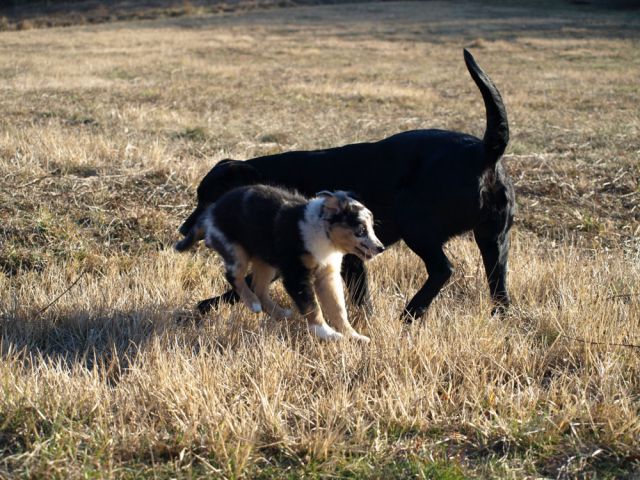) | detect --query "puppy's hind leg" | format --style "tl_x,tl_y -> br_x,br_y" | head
225,245 -> 262,313
251,259 -> 291,320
